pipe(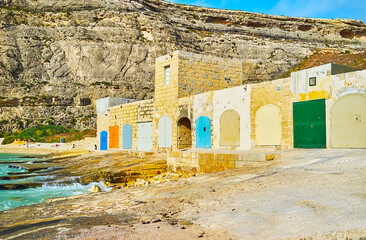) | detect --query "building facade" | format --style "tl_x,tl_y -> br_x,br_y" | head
97,51 -> 365,151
